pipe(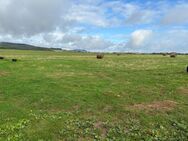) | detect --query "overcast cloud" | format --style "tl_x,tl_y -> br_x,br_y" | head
0,0 -> 188,52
